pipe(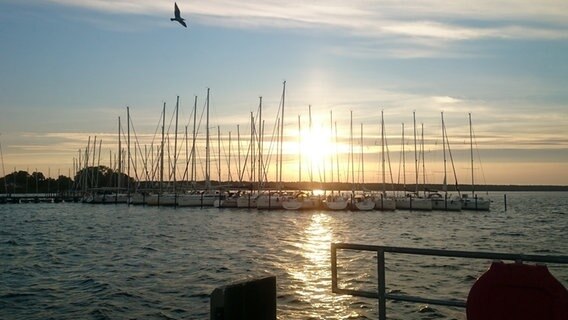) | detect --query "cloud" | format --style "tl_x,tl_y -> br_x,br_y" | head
433,96 -> 462,104
46,0 -> 568,42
